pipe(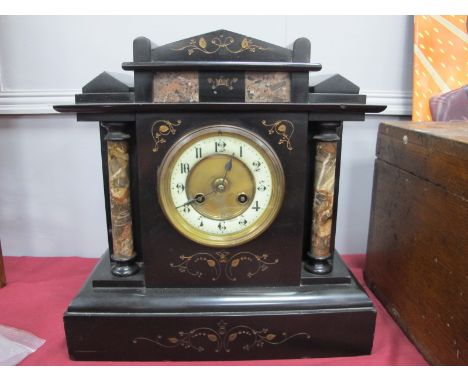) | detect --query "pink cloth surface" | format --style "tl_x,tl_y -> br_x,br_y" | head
0,254 -> 428,366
